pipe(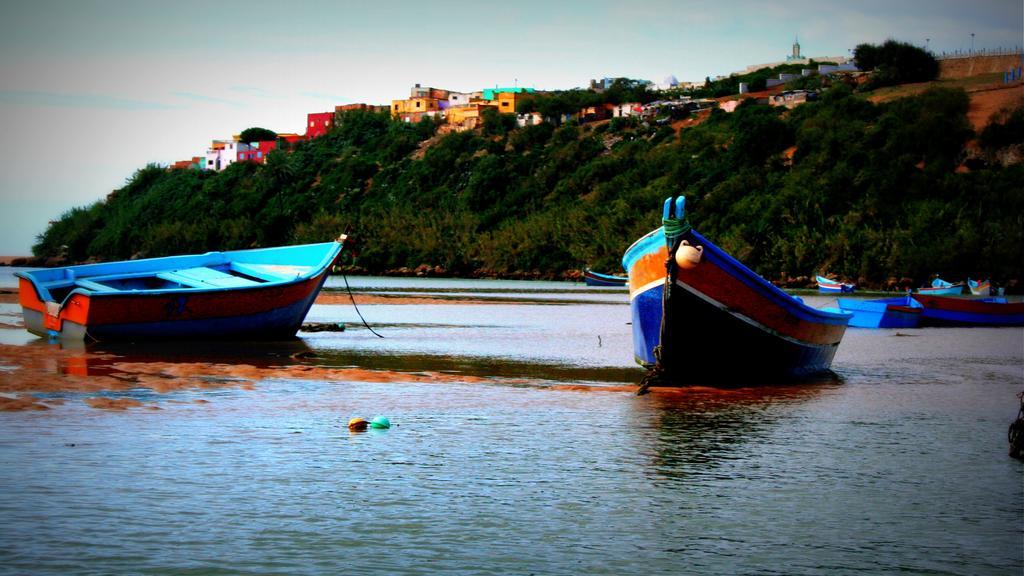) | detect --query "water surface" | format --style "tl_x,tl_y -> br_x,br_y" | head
0,275 -> 1020,575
